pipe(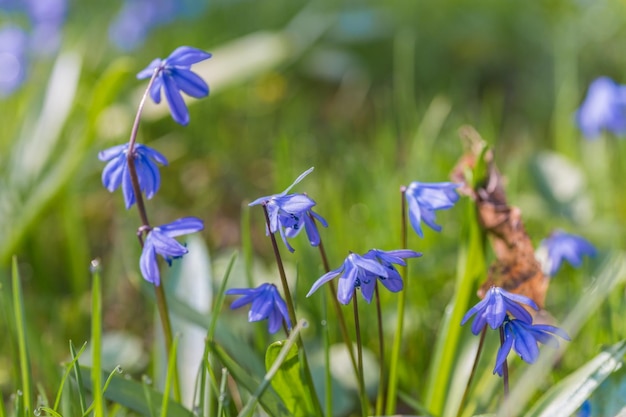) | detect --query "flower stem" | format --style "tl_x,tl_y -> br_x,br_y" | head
385,187 -> 408,414
374,283 -> 385,416
127,70 -> 180,402
261,204 -> 323,416
499,326 -> 510,398
456,325 -> 487,417
352,289 -> 369,417
316,231 -> 359,378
